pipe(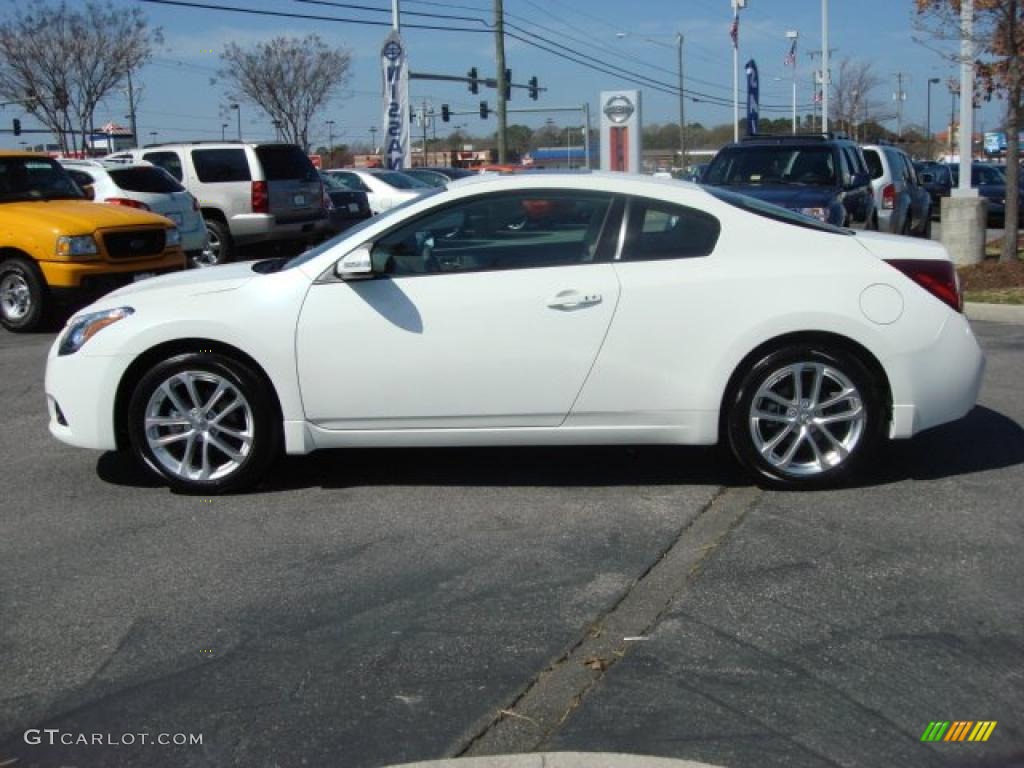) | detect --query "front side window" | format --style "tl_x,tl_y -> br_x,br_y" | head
371,191 -> 617,276
143,151 -> 184,181
191,149 -> 251,183
0,157 -> 83,202
621,198 -> 720,260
